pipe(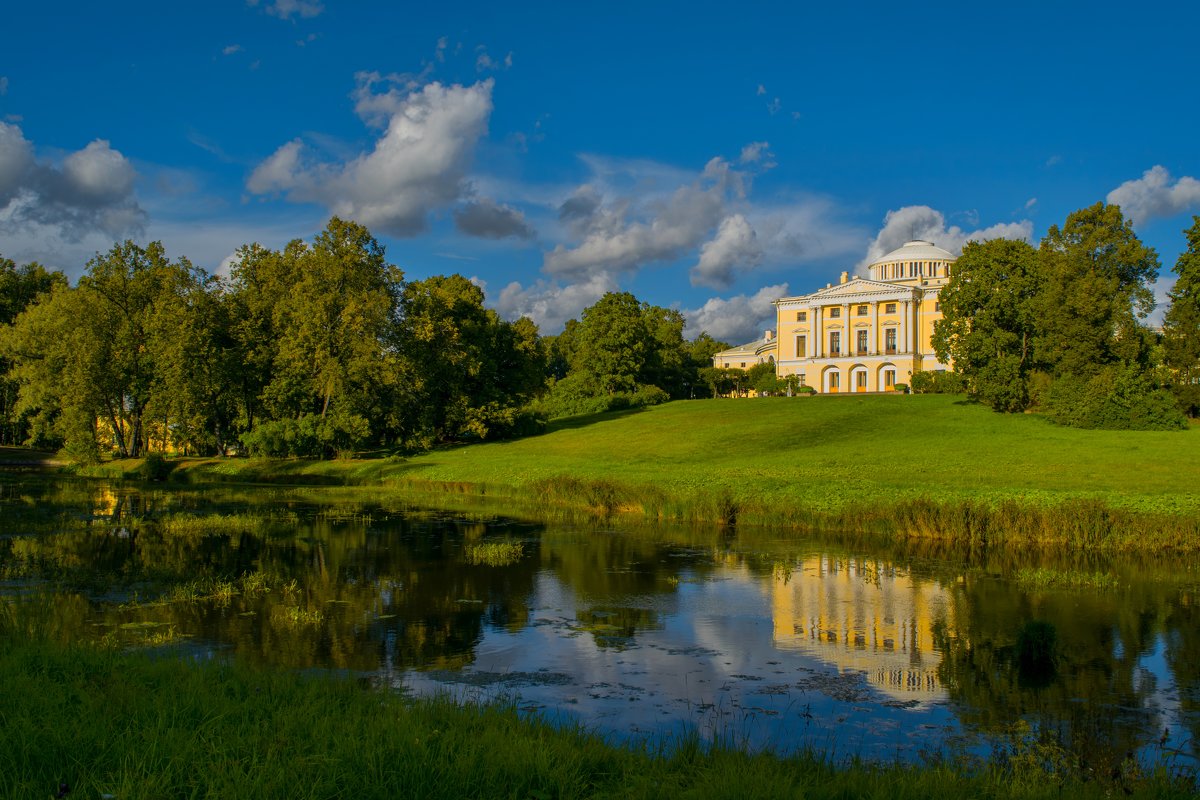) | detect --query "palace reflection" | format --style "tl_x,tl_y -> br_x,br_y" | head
769,555 -> 959,702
